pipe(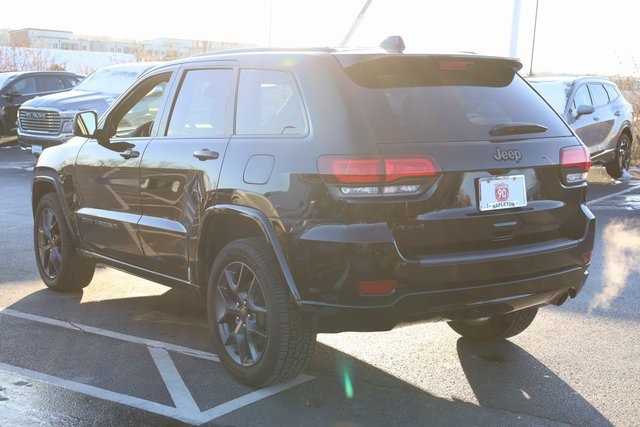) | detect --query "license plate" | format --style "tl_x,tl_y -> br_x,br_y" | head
478,175 -> 527,211
31,145 -> 42,155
